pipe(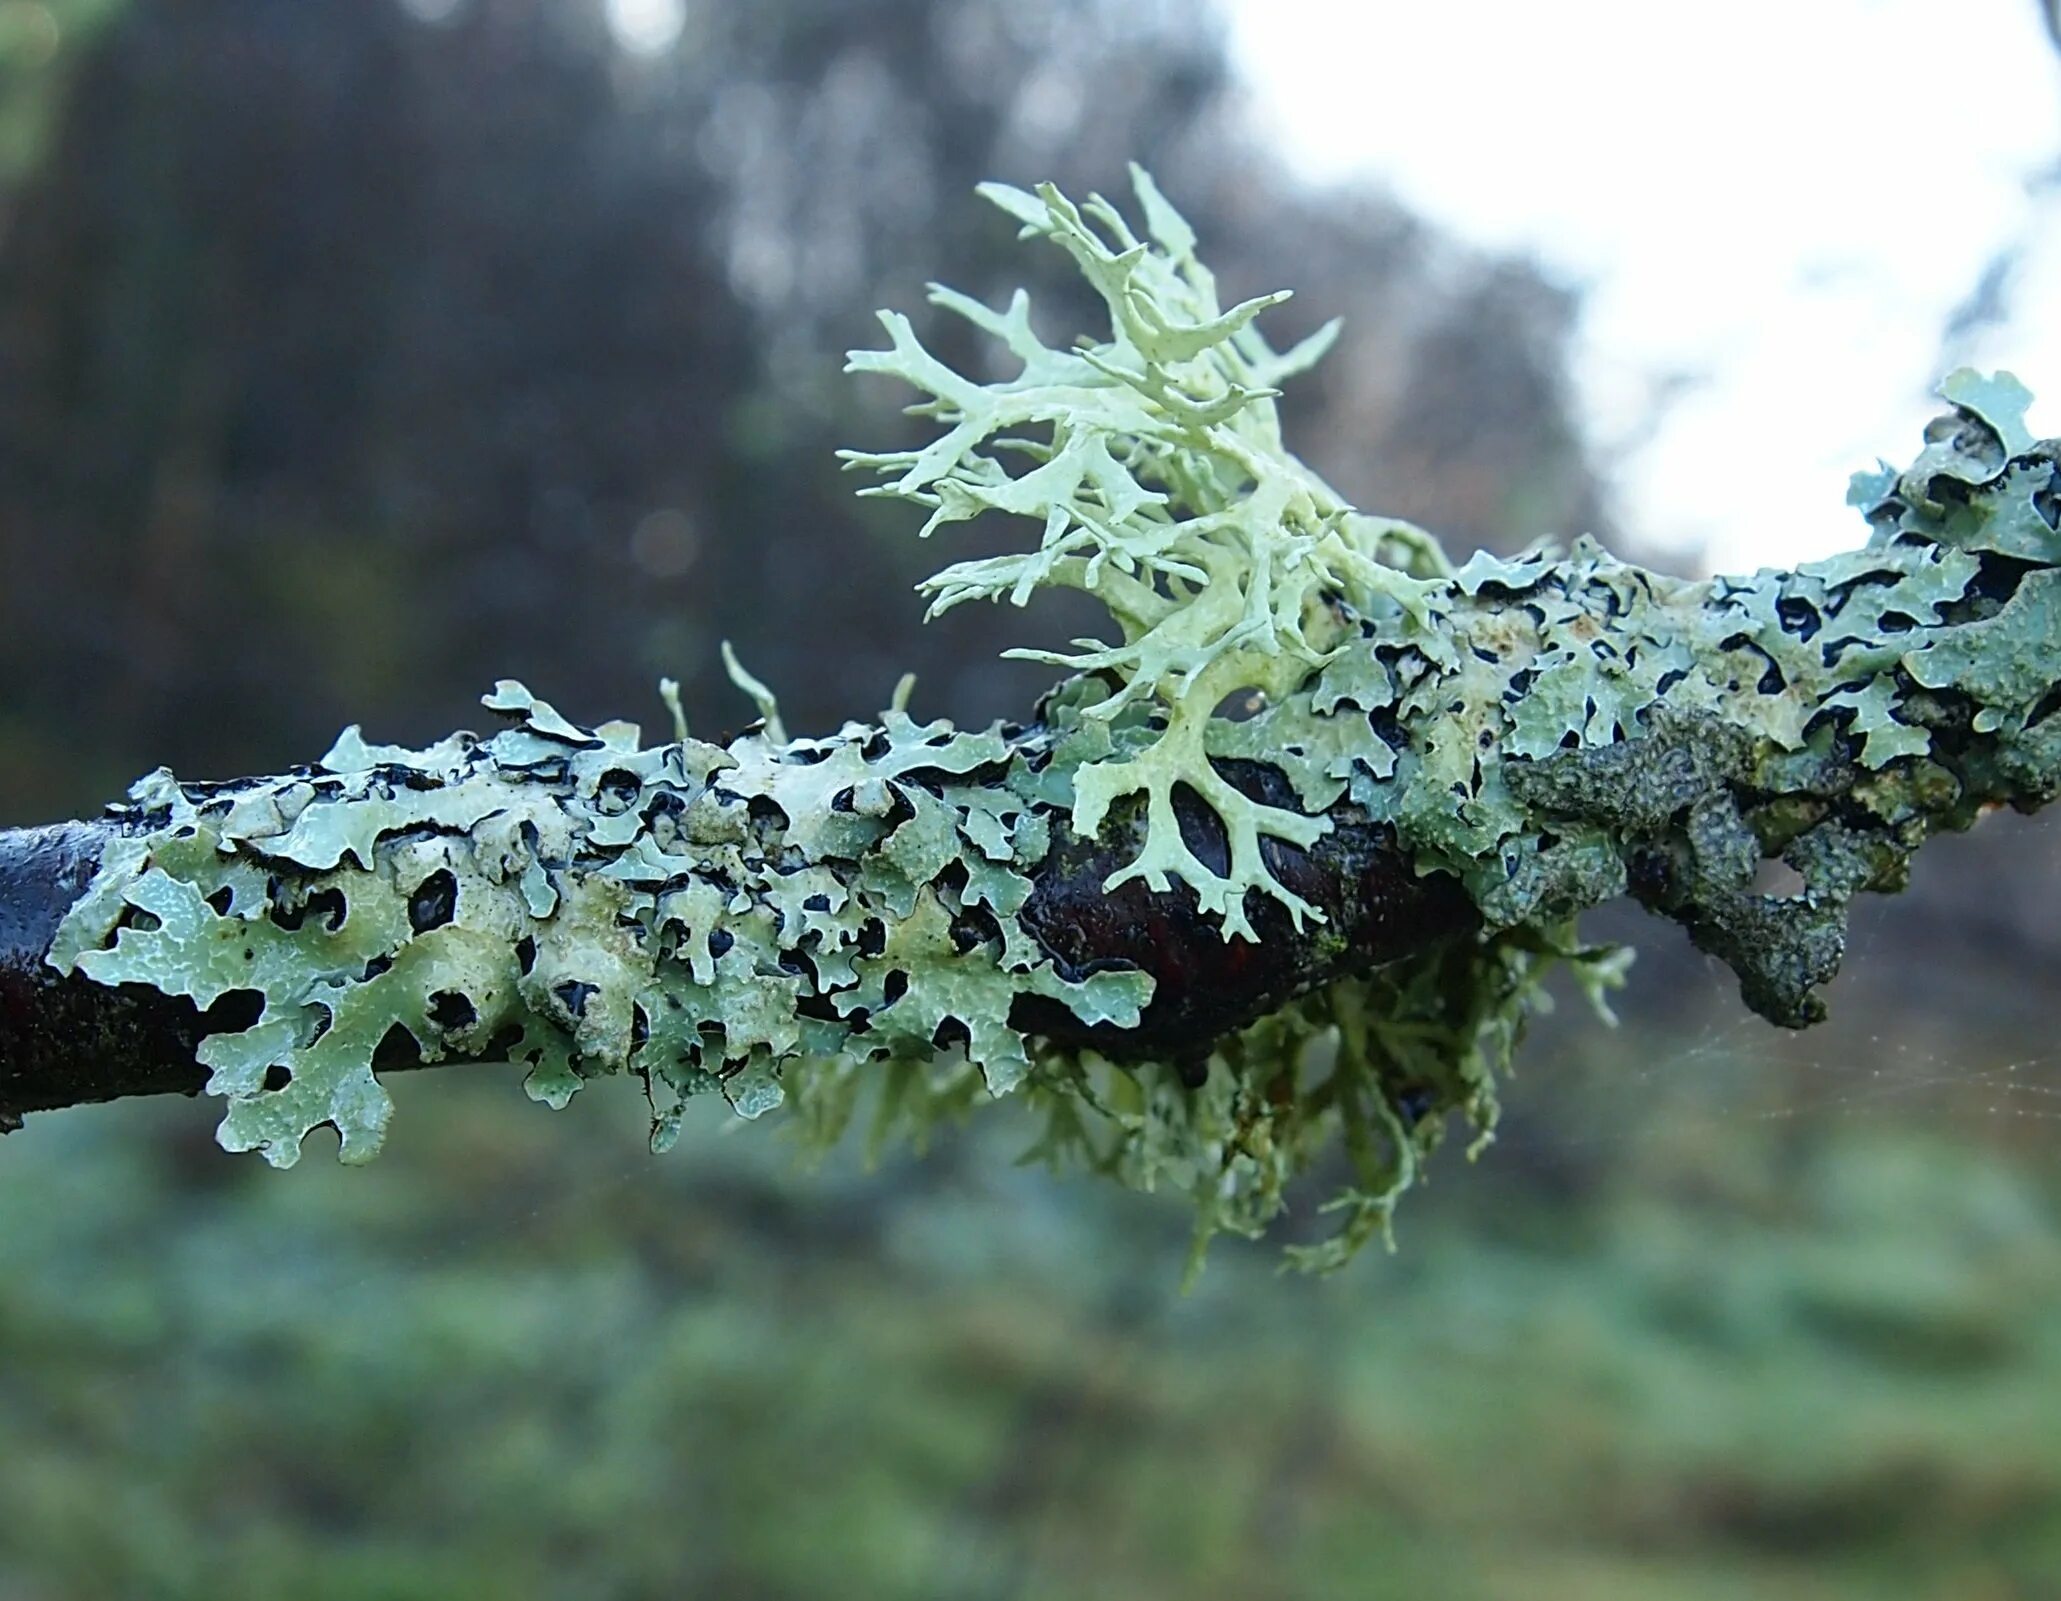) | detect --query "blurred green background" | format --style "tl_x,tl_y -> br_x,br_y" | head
2,2 -> 2059,1597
